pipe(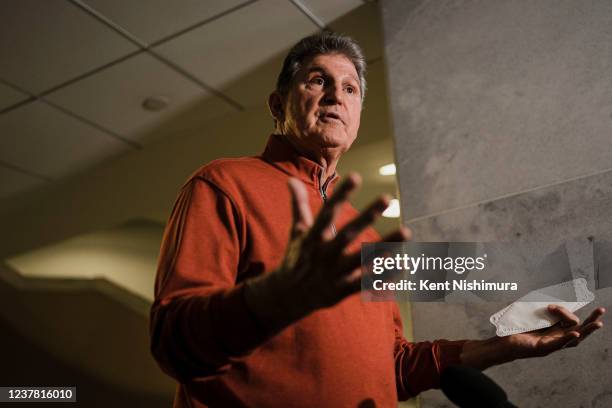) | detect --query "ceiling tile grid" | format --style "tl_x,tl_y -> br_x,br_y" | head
82,0 -> 251,45
0,0 -> 138,94
0,165 -> 46,199
0,101 -> 130,179
220,1 -> 380,108
46,52 -> 234,143
300,0 -> 363,26
0,82 -> 30,112
0,0 -> 367,201
153,0 -> 320,104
